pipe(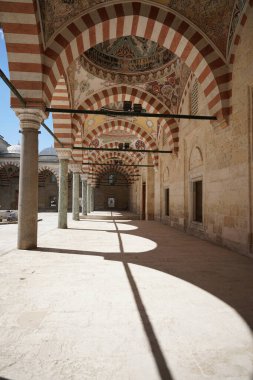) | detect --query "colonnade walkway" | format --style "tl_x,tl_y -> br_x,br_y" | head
0,212 -> 253,380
